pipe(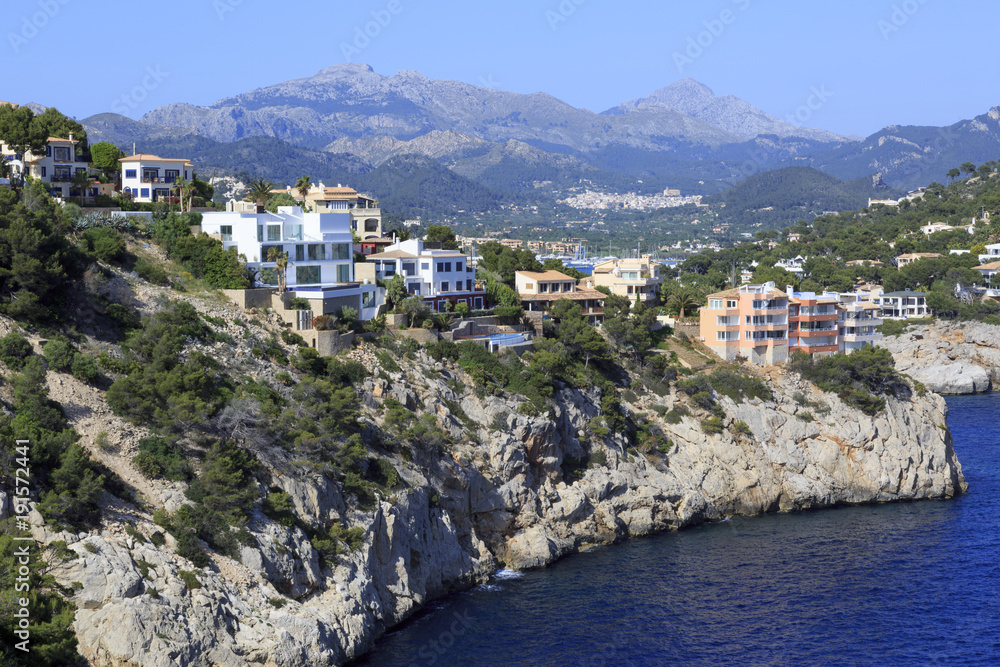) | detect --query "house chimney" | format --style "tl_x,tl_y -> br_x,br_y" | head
68,132 -> 74,141
786,285 -> 794,296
